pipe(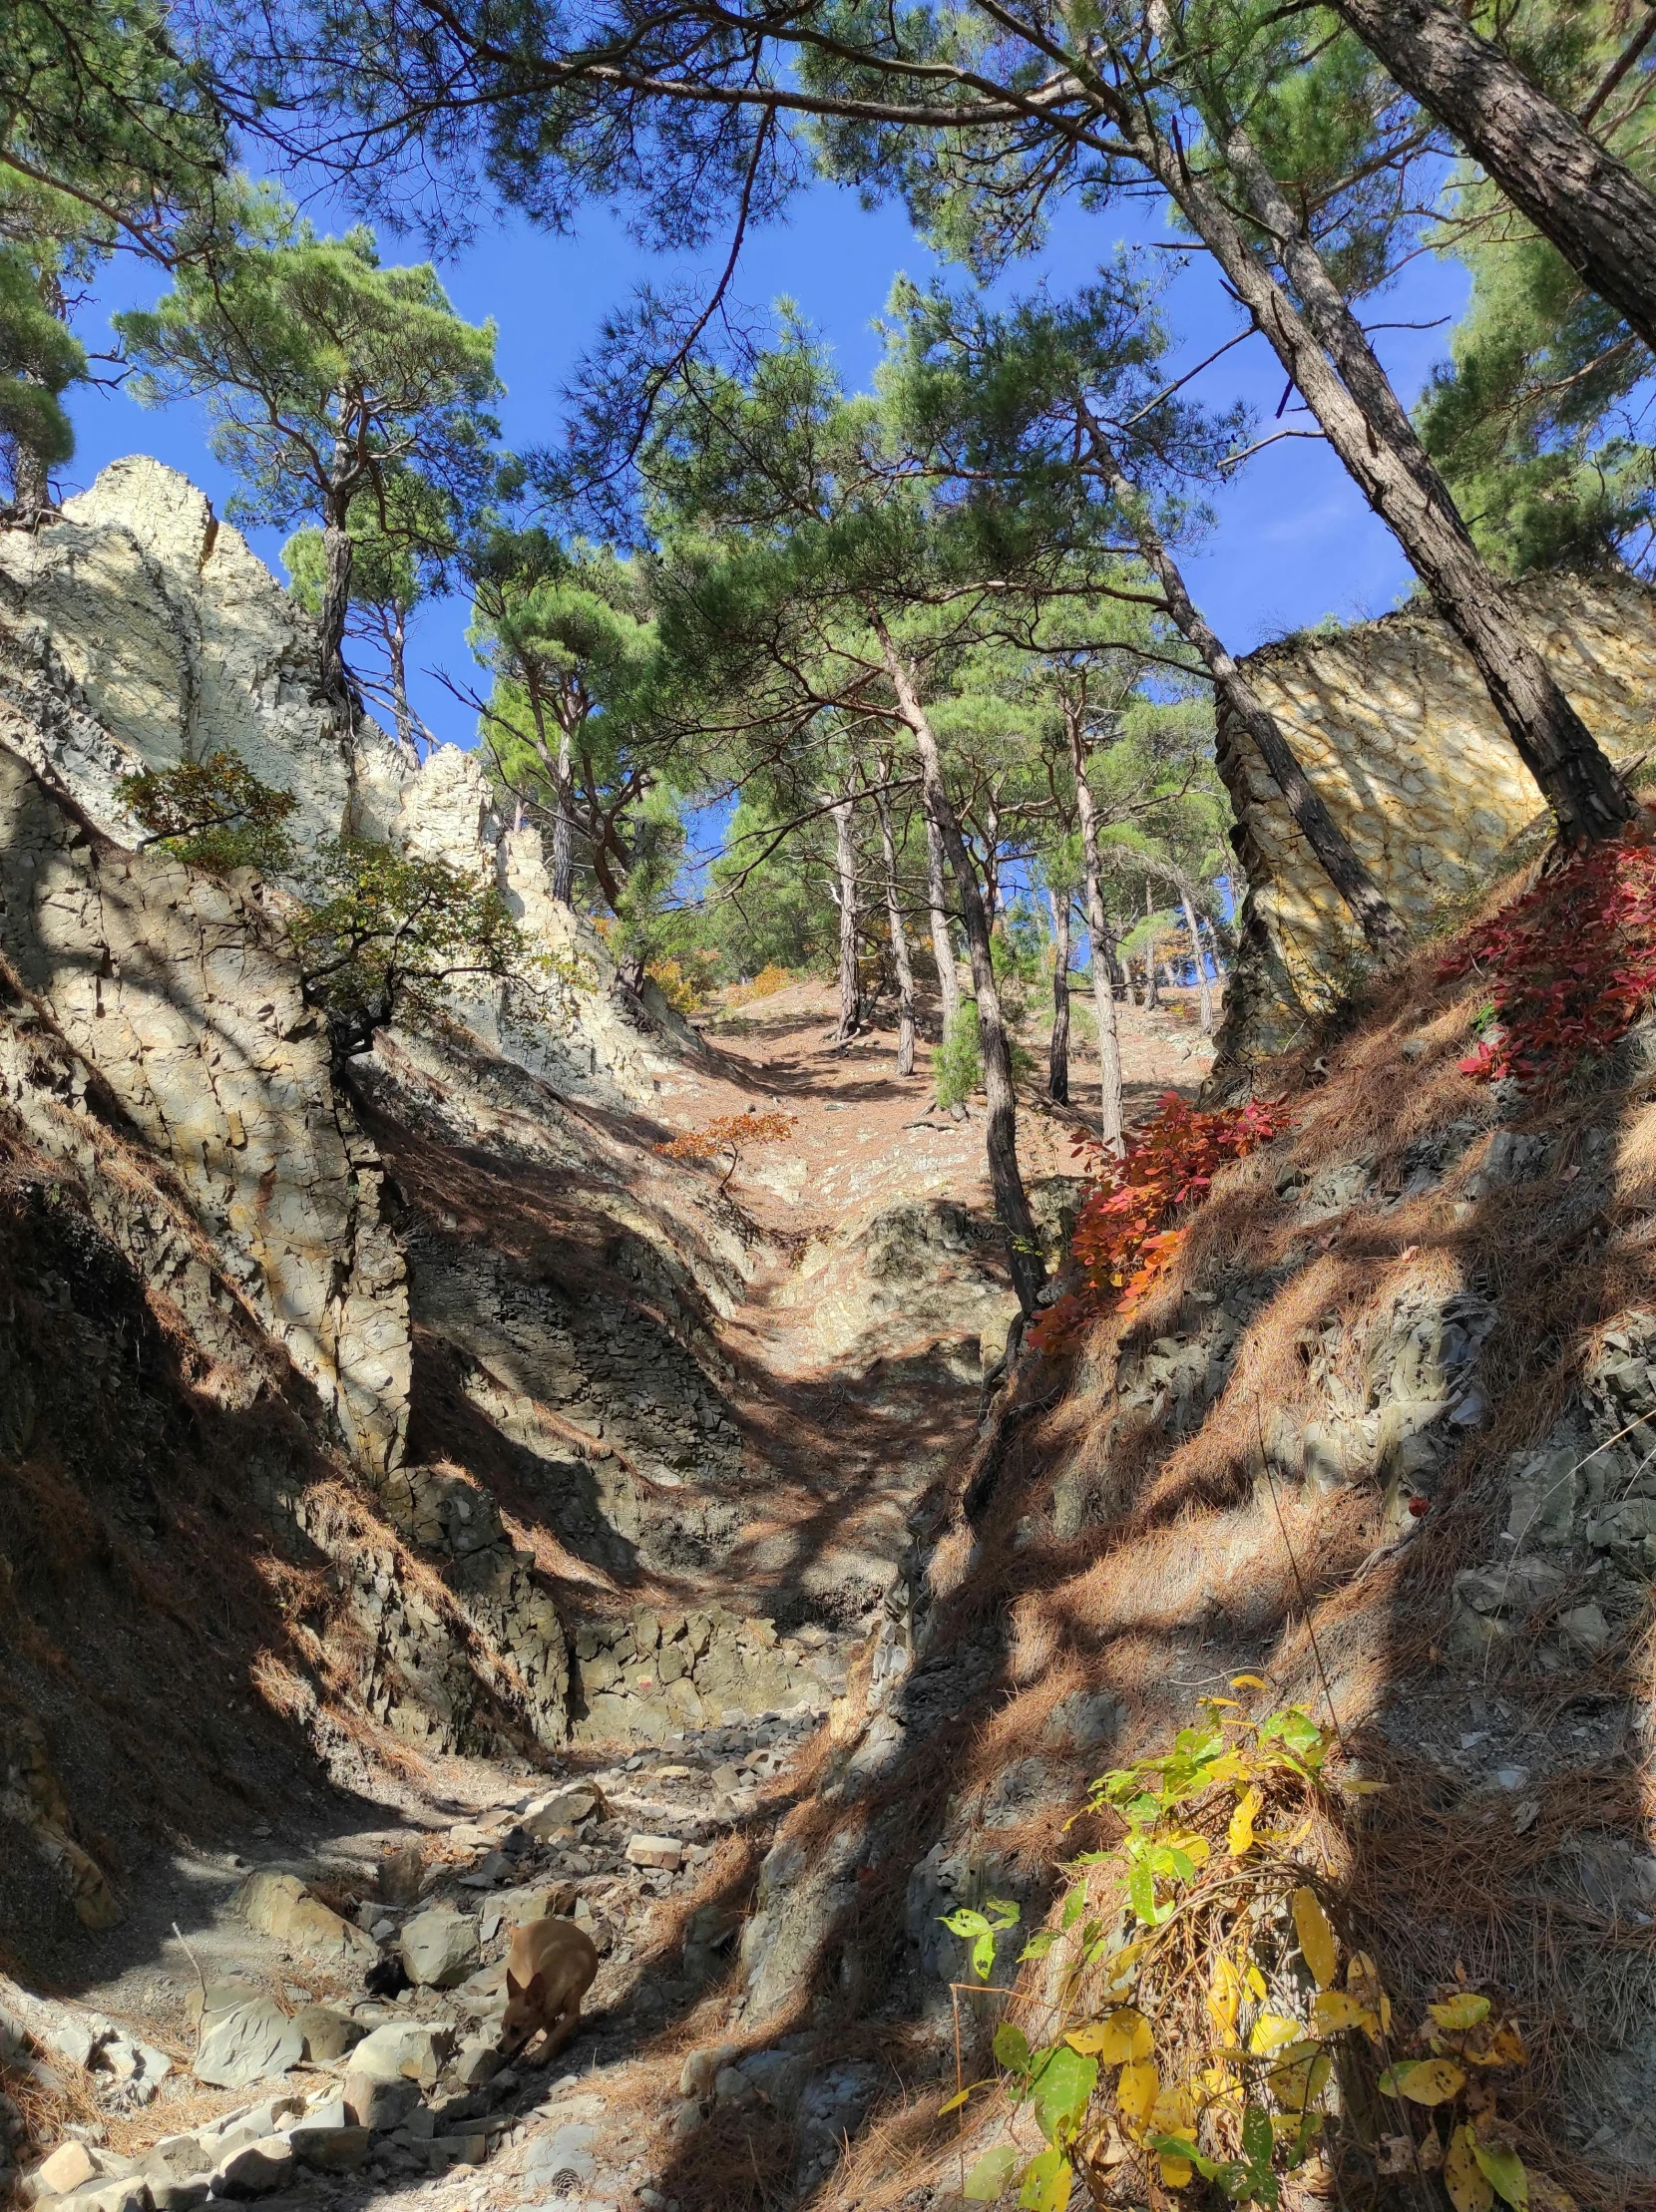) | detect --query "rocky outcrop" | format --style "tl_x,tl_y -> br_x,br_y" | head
0,741 -> 410,1473
1213,571 -> 1656,1074
0,456 -> 695,1117
570,1606 -> 844,1744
